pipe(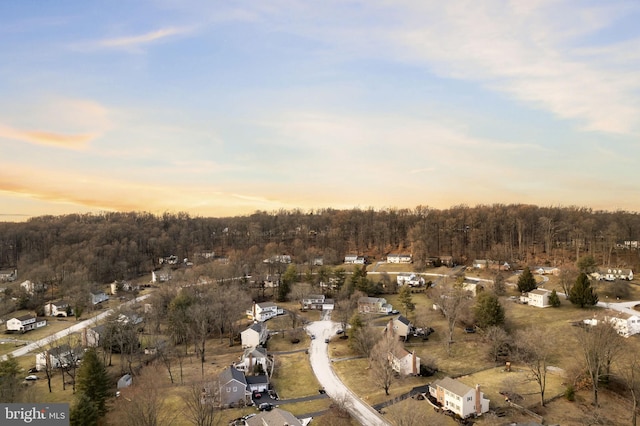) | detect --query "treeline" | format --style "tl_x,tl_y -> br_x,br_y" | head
1,204 -> 640,285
